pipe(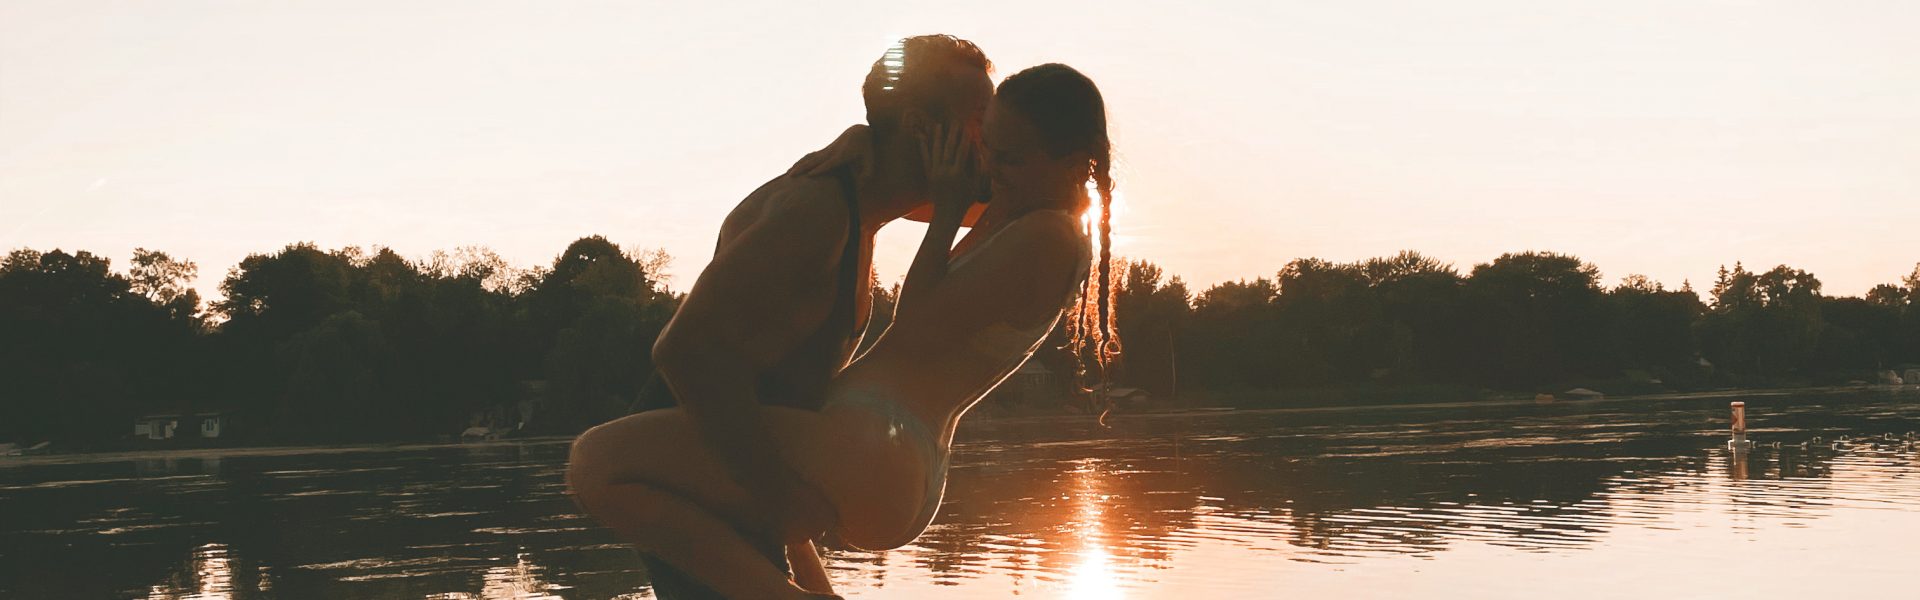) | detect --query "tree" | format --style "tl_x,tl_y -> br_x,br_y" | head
1464,252 -> 1607,387
1359,250 -> 1454,287
1866,284 -> 1907,308
217,243 -> 354,340
1274,258 -> 1376,385
0,249 -> 203,445
128,248 -> 202,321
277,311 -> 392,441
857,274 -> 900,355
1115,260 -> 1191,397
543,296 -> 670,432
1370,257 -> 1468,381
1186,278 -> 1282,390
1606,277 -> 1702,377
1699,263 -> 1827,380
522,236 -> 678,431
